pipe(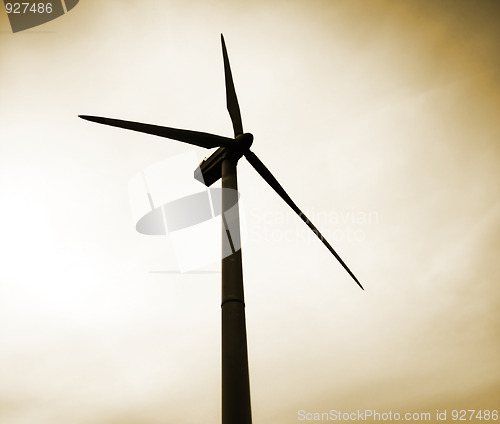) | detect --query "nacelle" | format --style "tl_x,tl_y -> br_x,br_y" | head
194,133 -> 253,187
194,147 -> 226,187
